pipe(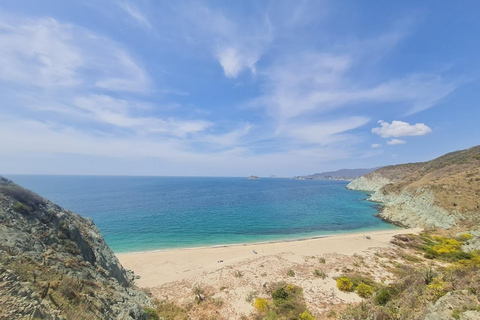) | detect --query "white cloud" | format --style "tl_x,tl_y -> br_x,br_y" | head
216,47 -> 258,78
253,53 -> 455,120
372,120 -> 432,138
173,2 -> 272,78
0,18 -> 82,88
279,116 -> 369,145
387,139 -> 406,145
72,95 -> 212,137
117,1 -> 152,28
0,15 -> 149,93
371,143 -> 382,148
